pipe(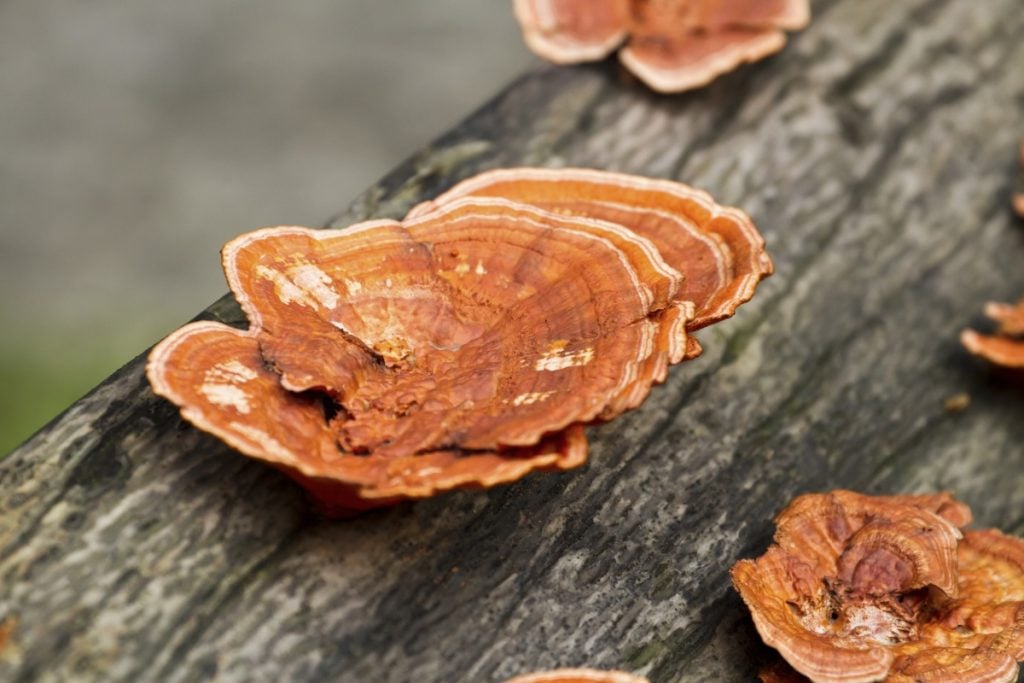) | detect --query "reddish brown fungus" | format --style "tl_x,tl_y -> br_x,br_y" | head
504,669 -> 649,683
961,299 -> 1024,369
148,168 -> 770,513
733,491 -> 1024,683
147,322 -> 587,515
223,200 -> 678,453
513,0 -> 810,93
407,167 -> 773,334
